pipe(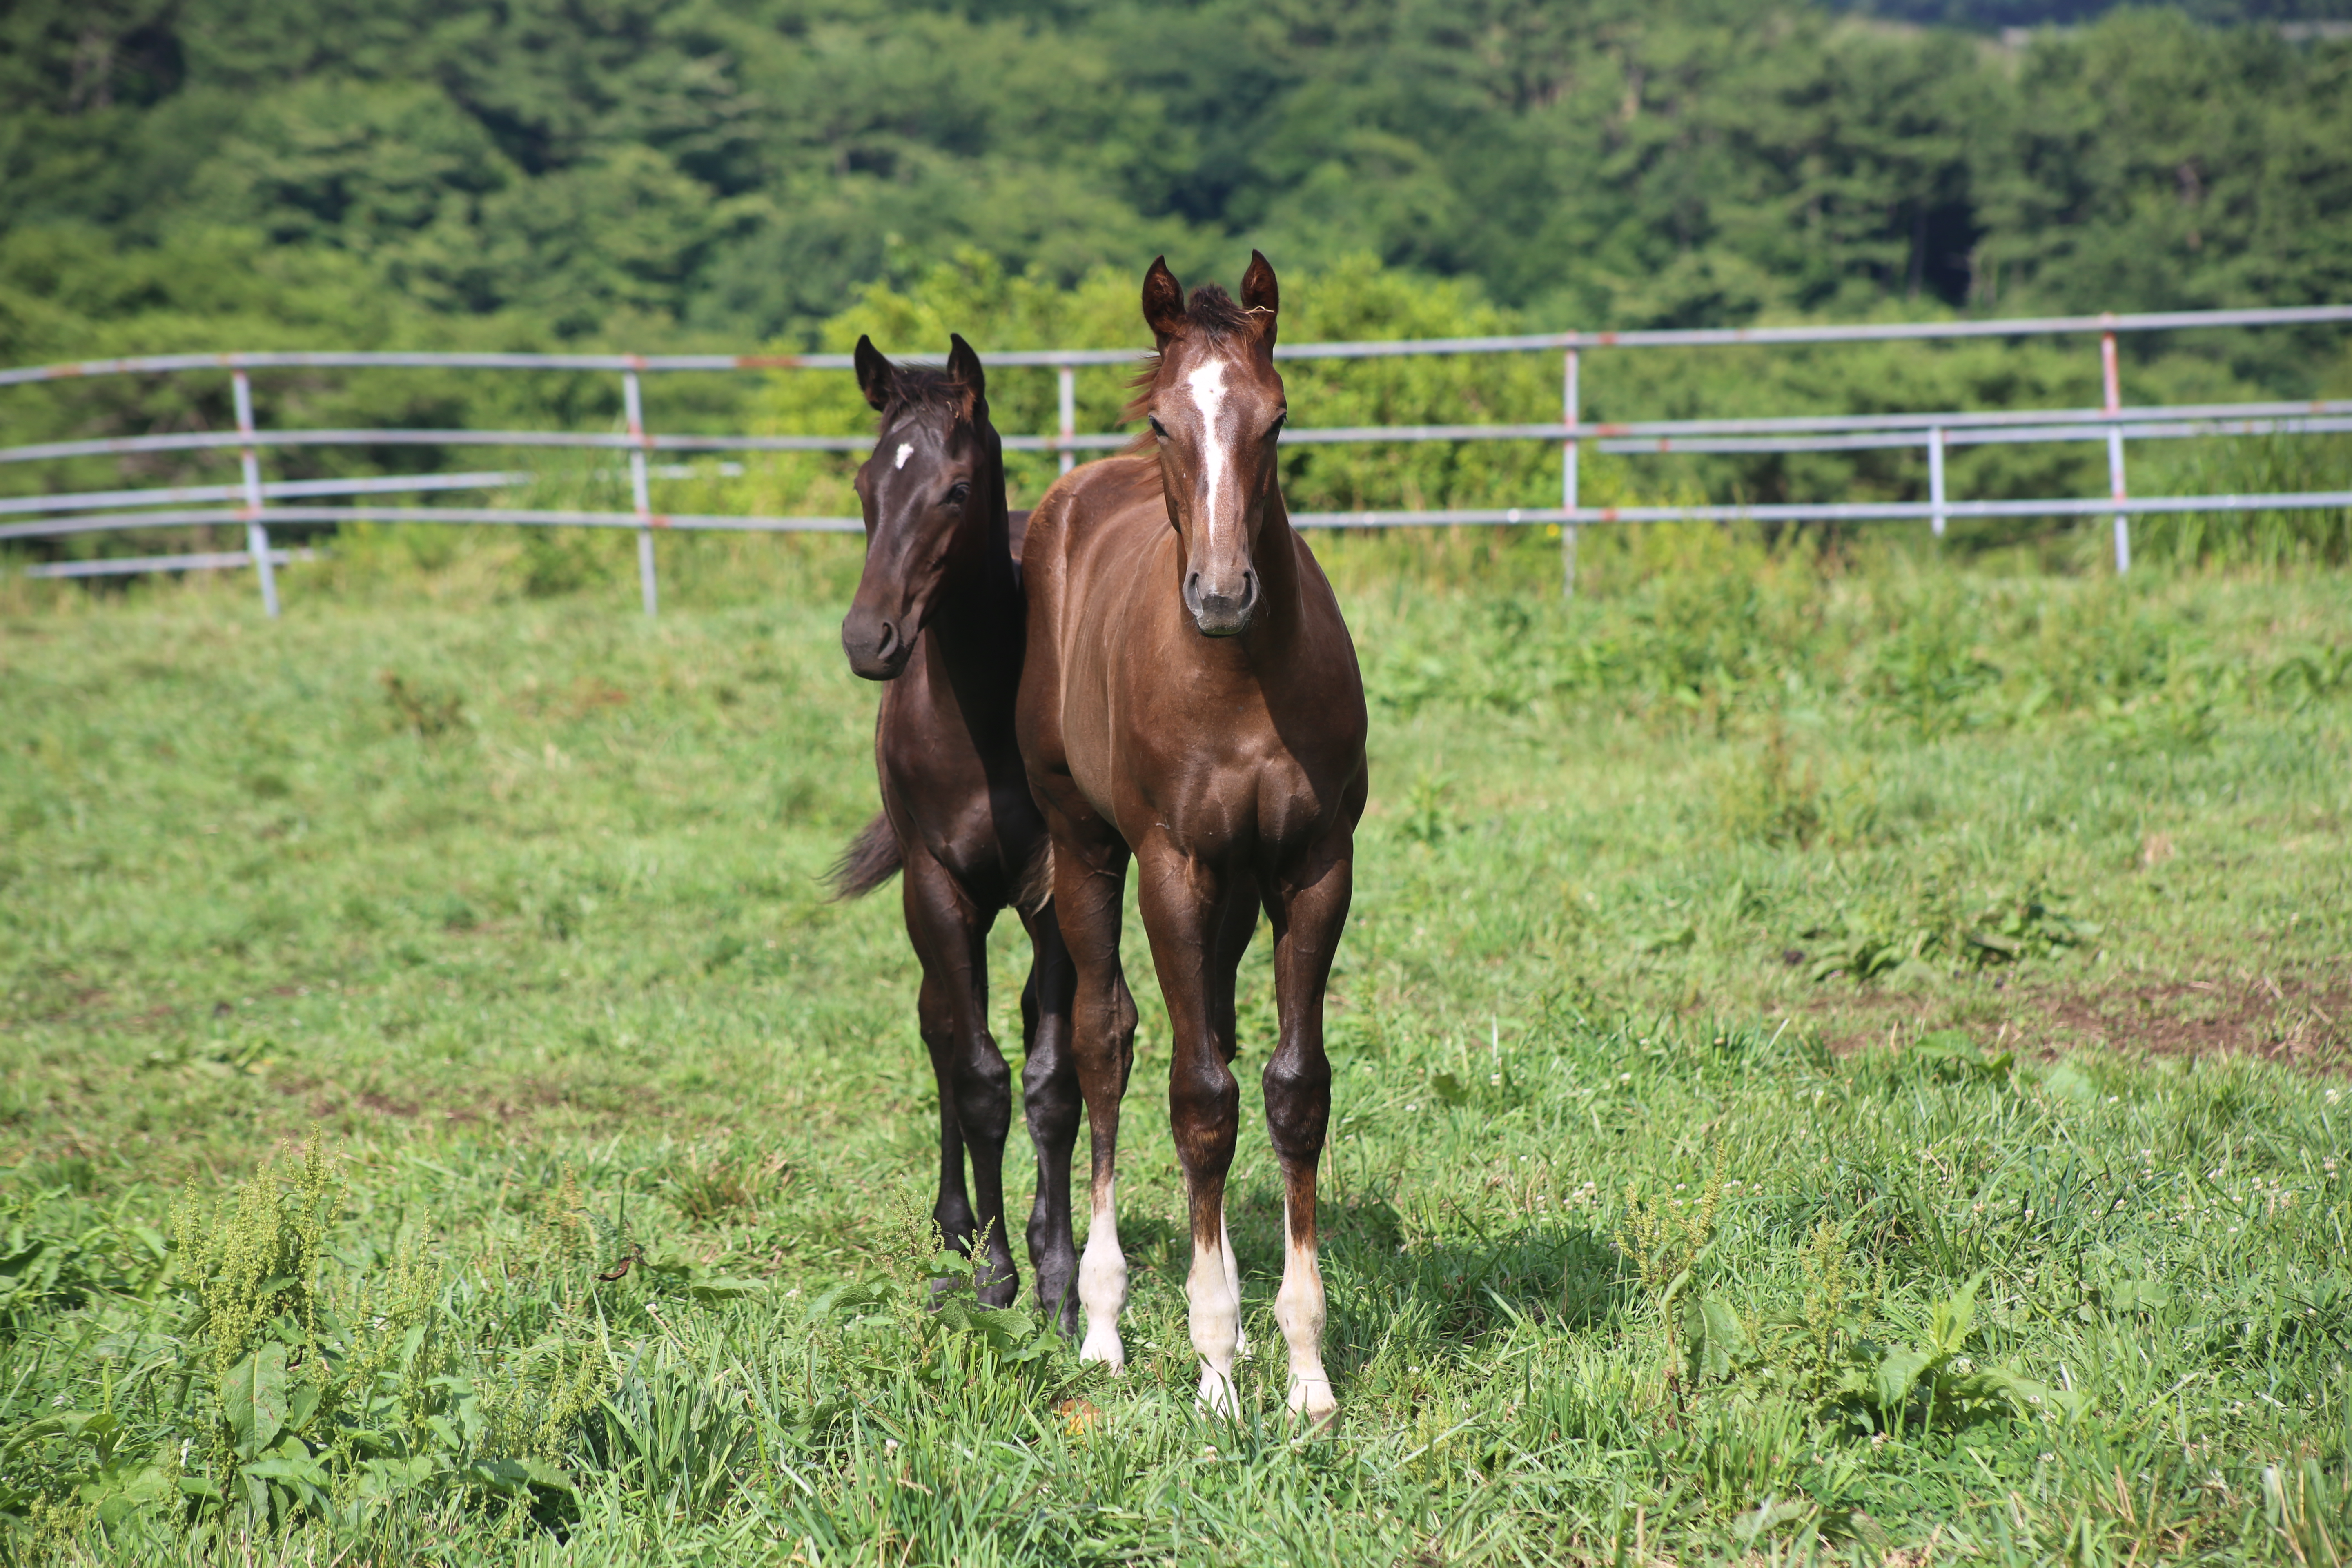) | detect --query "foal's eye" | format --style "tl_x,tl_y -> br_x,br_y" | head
945,481 -> 971,506
1148,415 -> 1169,439
1269,410 -> 1288,436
